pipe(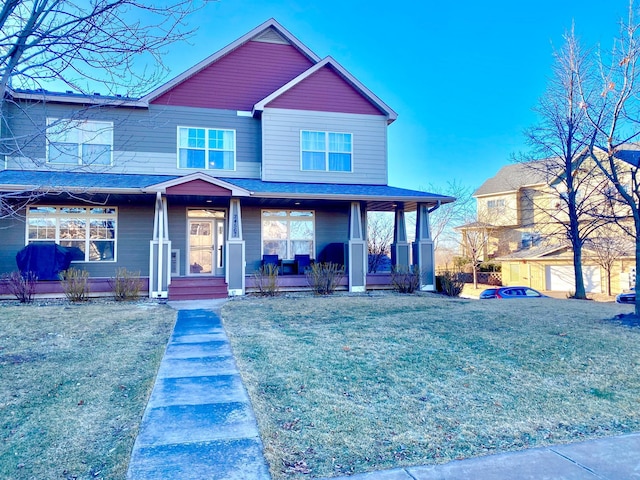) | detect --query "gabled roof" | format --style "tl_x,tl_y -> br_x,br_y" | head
141,19 -> 321,104
253,56 -> 398,123
474,161 -> 551,197
143,172 -> 250,196
495,243 -> 570,261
